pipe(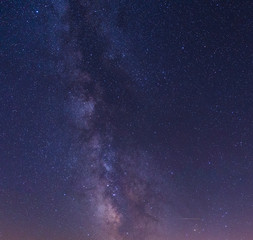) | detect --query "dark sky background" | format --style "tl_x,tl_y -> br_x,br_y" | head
1,1 -> 253,239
